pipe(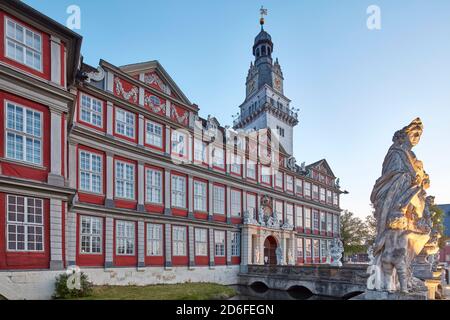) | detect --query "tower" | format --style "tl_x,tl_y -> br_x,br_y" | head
233,7 -> 298,155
